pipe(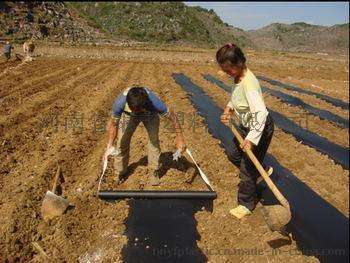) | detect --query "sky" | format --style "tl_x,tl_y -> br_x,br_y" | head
184,2 -> 349,30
